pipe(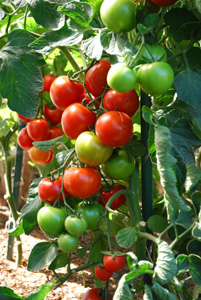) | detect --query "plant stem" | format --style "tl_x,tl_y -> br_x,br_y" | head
170,223 -> 194,250
138,231 -> 159,244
